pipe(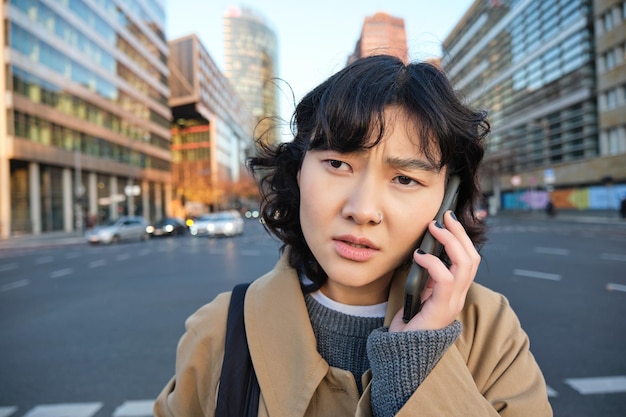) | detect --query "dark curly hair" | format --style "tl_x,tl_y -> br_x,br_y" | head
247,55 -> 489,292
